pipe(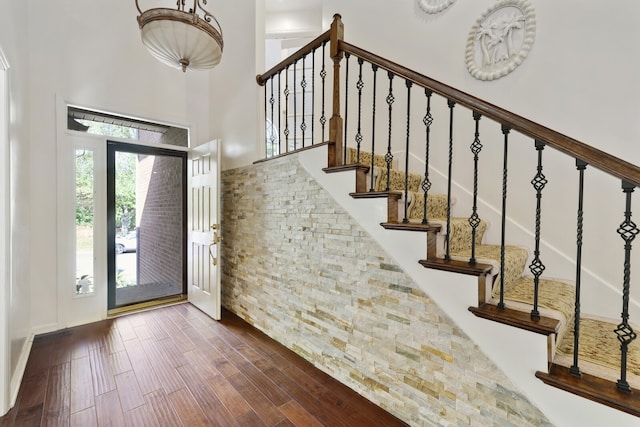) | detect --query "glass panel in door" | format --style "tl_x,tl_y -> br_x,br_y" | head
107,143 -> 186,309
